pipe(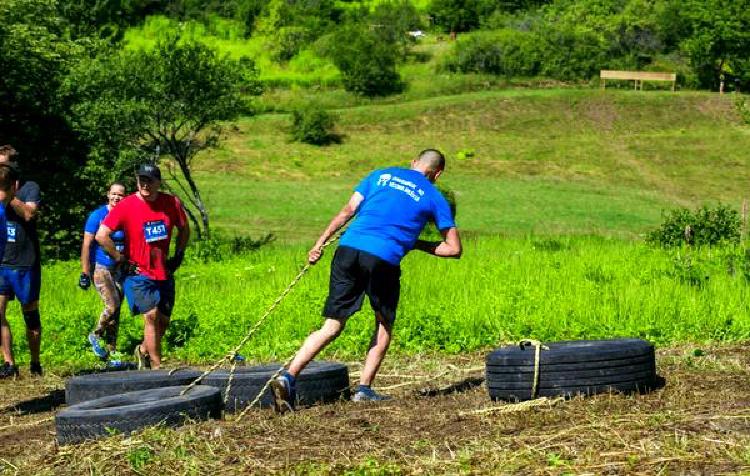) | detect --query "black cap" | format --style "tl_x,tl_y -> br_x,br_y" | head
136,163 -> 161,181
